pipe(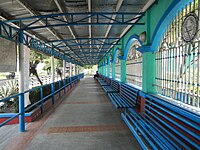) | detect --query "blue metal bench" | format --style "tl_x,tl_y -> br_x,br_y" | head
97,75 -> 110,86
97,78 -> 110,86
102,79 -> 119,93
108,83 -> 139,109
122,95 -> 200,150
